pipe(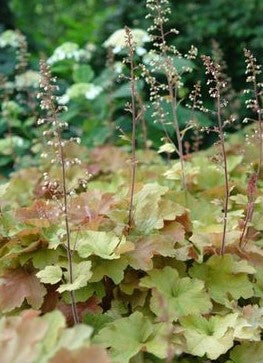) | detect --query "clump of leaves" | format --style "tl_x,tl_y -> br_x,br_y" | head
1,0 -> 263,362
